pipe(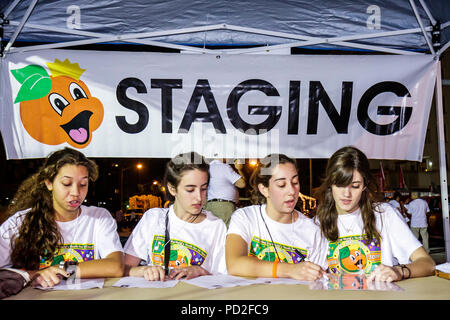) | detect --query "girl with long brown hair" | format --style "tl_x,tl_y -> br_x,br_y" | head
315,146 -> 435,282
124,152 -> 227,281
226,154 -> 327,281
0,148 -> 124,288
